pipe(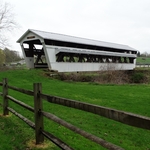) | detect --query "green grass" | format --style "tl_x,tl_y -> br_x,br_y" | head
0,68 -> 150,150
136,57 -> 150,64
0,112 -> 35,150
